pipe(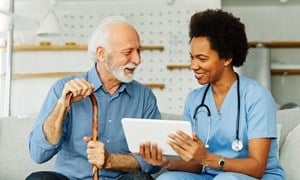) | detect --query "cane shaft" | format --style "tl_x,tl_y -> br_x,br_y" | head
89,94 -> 99,180
66,93 -> 99,180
